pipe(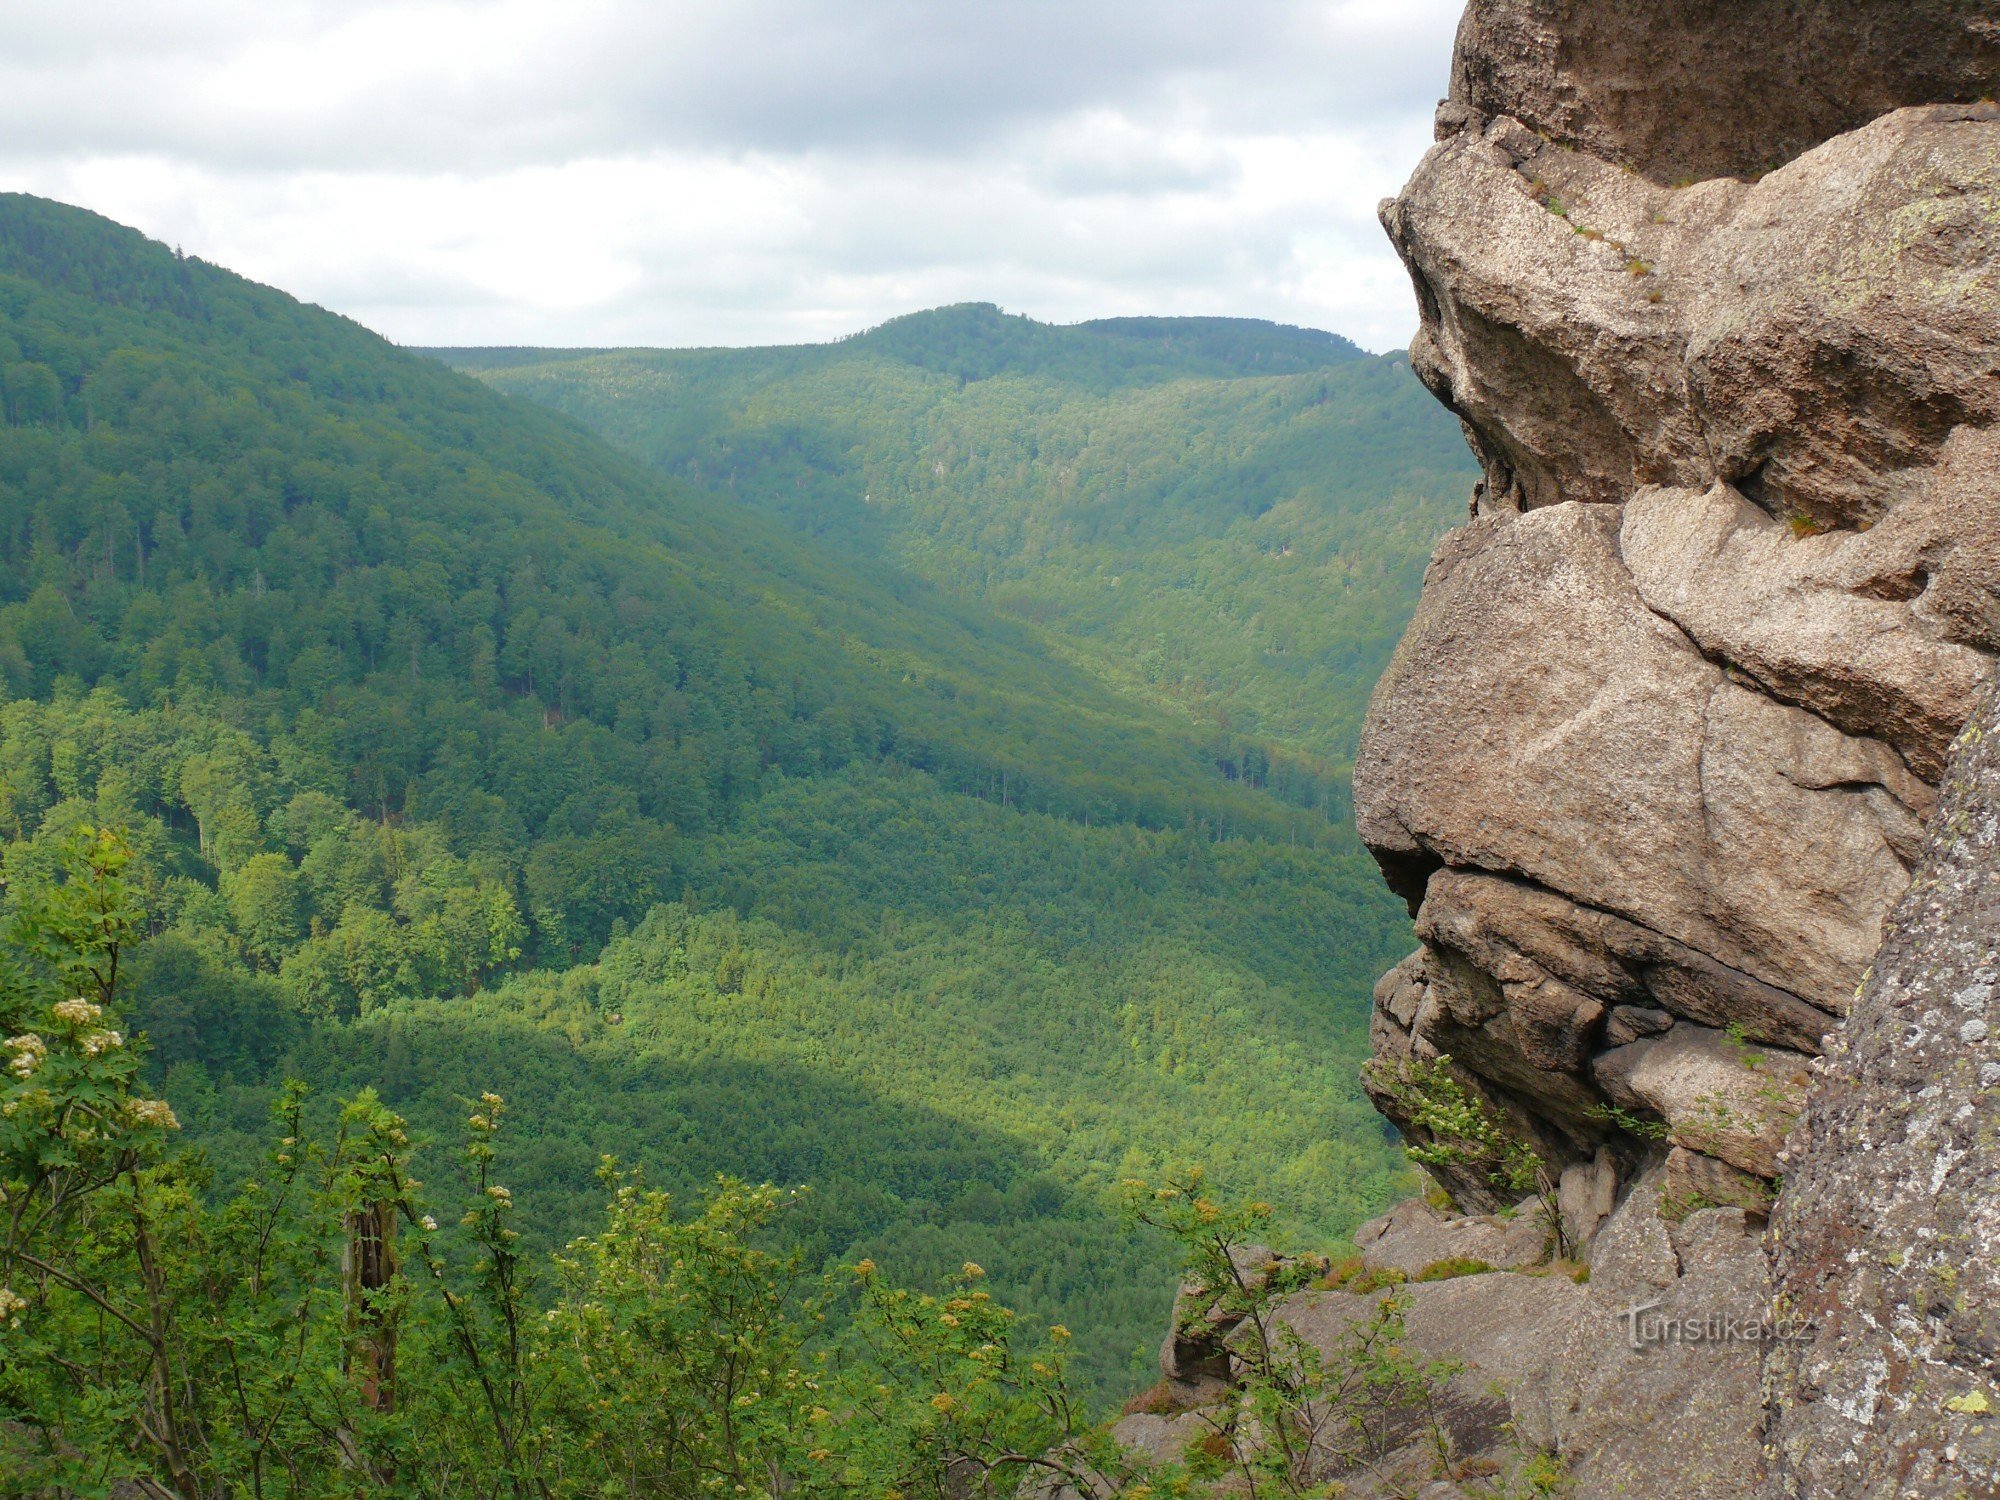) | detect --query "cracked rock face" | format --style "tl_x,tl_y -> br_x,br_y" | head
1765,694 -> 2000,1497
1356,5 -> 2000,1214
1347,3 -> 1999,1493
